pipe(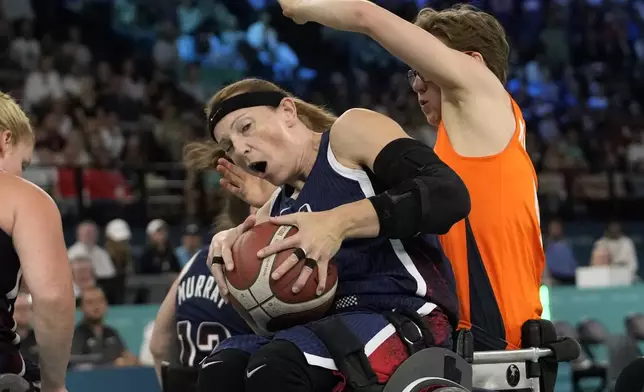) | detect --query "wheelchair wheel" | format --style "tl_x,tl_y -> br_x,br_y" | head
0,374 -> 34,392
394,380 -> 469,392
